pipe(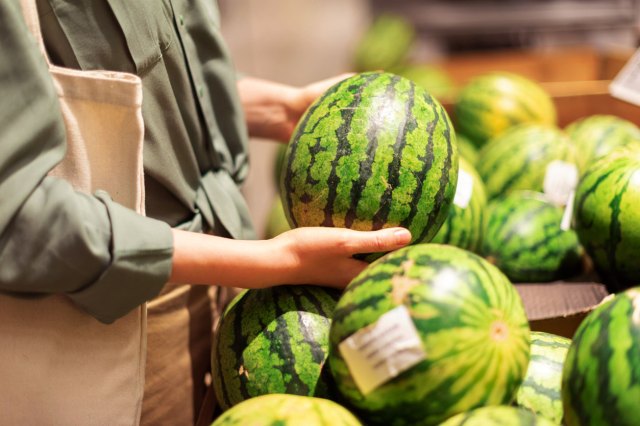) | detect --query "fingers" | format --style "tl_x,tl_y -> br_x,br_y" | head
336,227 -> 412,255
